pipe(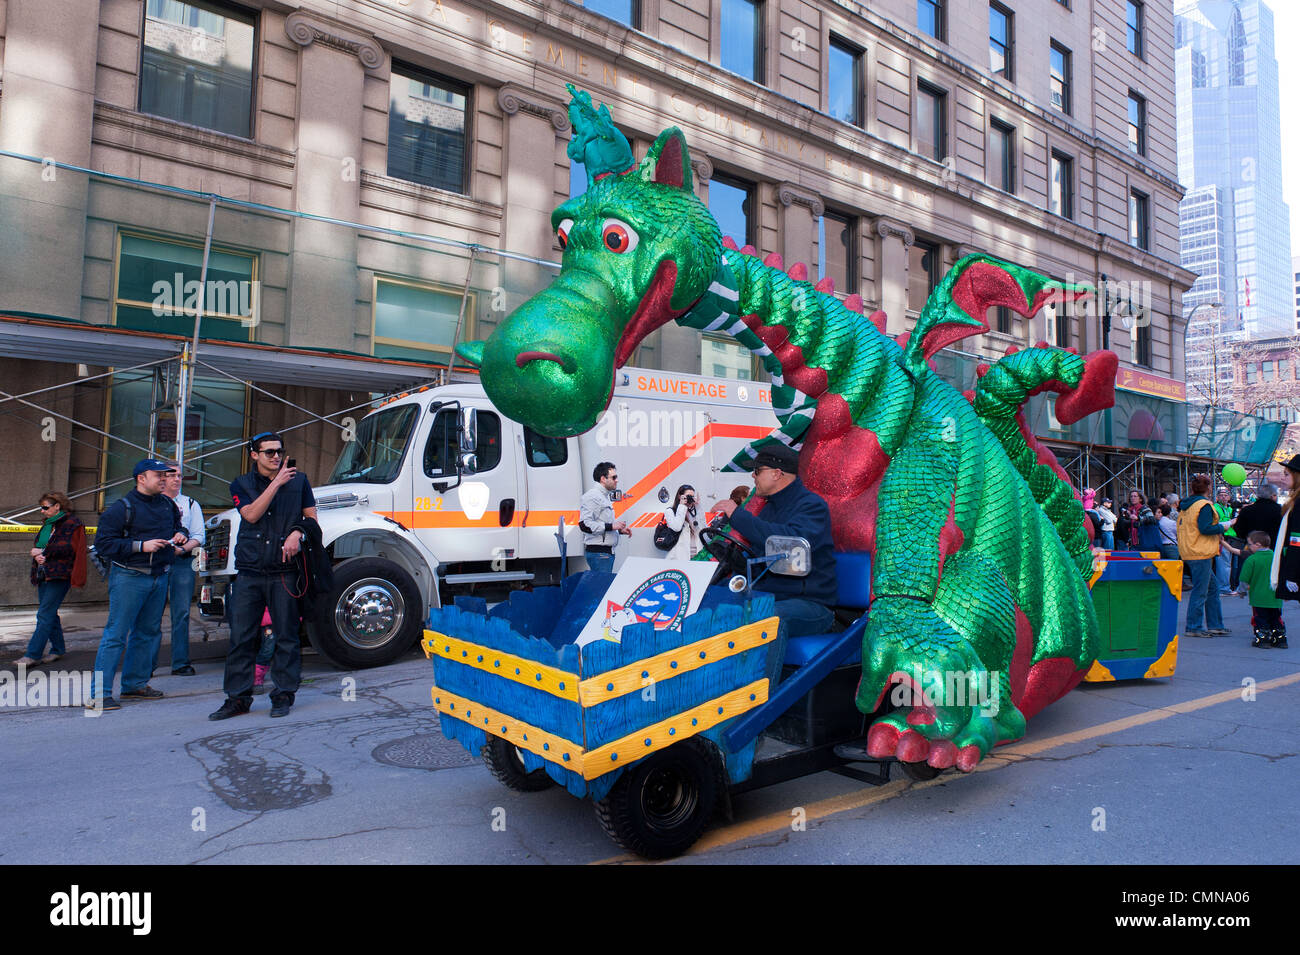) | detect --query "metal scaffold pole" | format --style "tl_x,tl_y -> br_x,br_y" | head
176,195 -> 218,474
